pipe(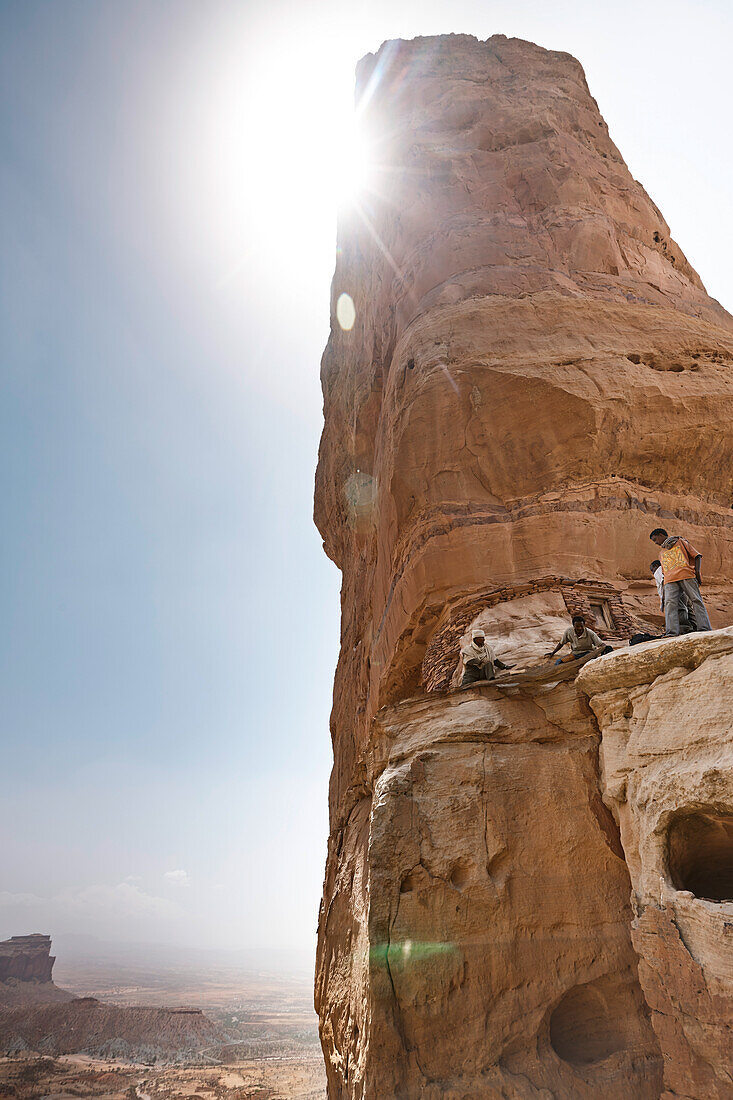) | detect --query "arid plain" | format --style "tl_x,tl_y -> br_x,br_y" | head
0,953 -> 325,1100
